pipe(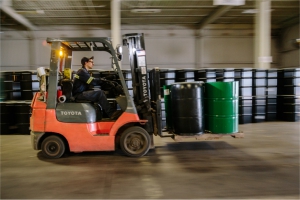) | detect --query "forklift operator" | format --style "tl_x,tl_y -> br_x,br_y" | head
72,56 -> 122,120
